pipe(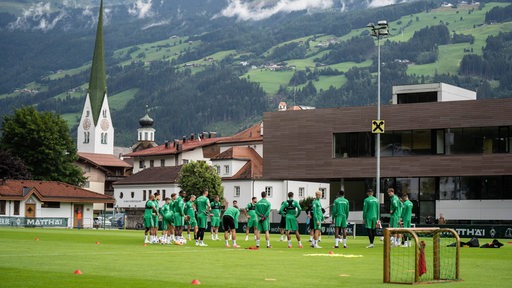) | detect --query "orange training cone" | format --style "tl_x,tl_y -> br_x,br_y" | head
74,269 -> 83,275
35,237 -> 39,241
96,241 -> 100,245
191,279 -> 201,285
